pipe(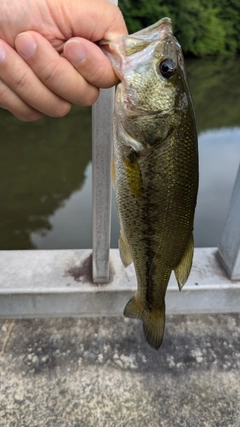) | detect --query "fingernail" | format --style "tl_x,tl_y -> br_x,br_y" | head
16,33 -> 37,59
0,45 -> 6,64
65,41 -> 86,64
